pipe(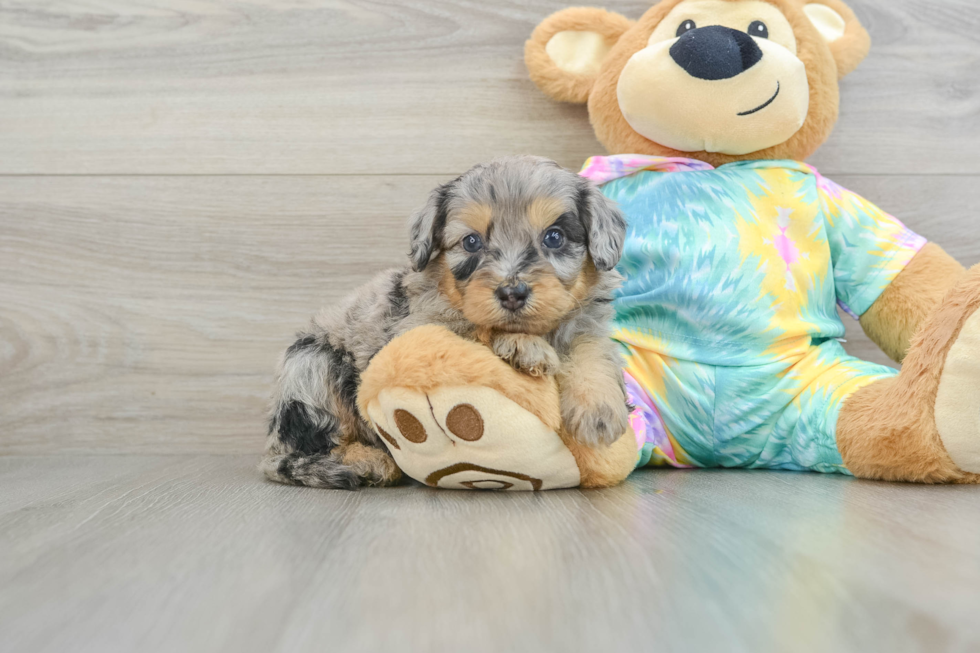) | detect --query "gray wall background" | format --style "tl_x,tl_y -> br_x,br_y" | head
2,0 -> 978,454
